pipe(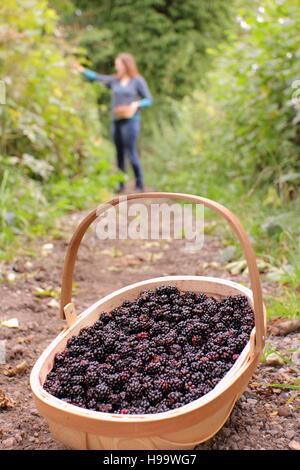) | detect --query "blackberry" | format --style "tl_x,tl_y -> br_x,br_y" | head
169,344 -> 182,356
101,312 -> 113,324
169,377 -> 184,391
84,371 -> 99,386
86,398 -> 98,410
110,393 -> 122,406
97,403 -> 113,413
66,345 -> 86,358
145,360 -> 163,375
125,380 -> 143,400
45,371 -> 57,382
44,381 -> 65,398
87,382 -> 110,401
71,396 -> 87,408
147,388 -> 164,405
53,351 -> 67,366
155,285 -> 179,296
68,359 -> 89,375
139,289 -> 155,300
57,368 -> 72,383
166,391 -> 184,406
157,294 -> 170,305
105,373 -> 124,388
70,385 -> 84,397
